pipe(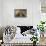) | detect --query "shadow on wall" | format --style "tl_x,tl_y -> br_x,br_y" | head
0,27 -> 5,40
